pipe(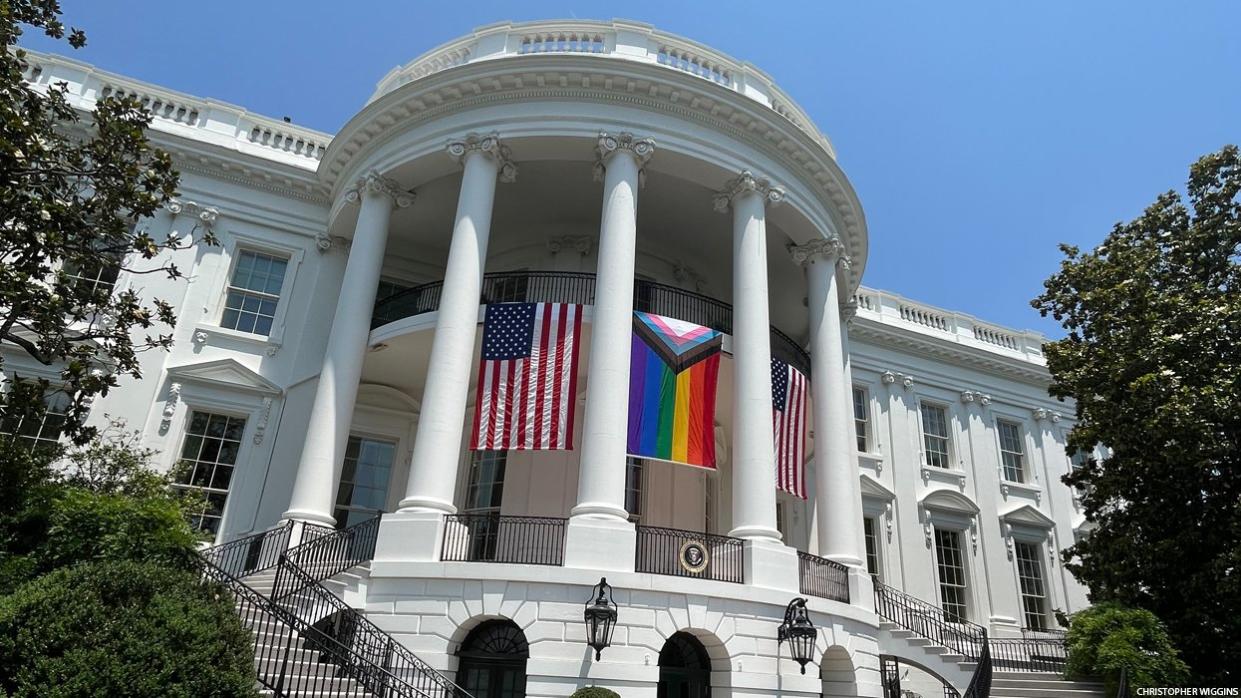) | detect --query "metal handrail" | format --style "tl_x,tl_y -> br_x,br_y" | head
441,513 -> 567,565
272,517 -> 471,698
634,525 -> 744,583
198,527 -> 451,698
797,551 -> 850,603
371,270 -> 812,375
200,520 -> 293,578
963,639 -> 993,698
989,636 -> 1067,673
873,579 -> 988,661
